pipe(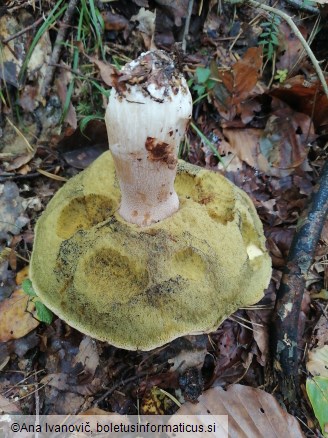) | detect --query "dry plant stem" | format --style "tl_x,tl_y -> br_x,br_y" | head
182,0 -> 194,52
271,159 -> 328,400
2,17 -> 44,44
40,0 -> 79,98
248,0 -> 328,99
